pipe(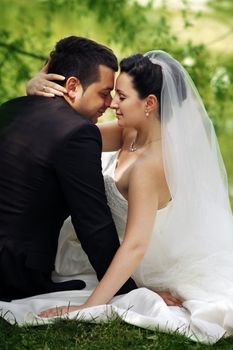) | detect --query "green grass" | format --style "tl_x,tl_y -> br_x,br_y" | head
1,317 -> 233,350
